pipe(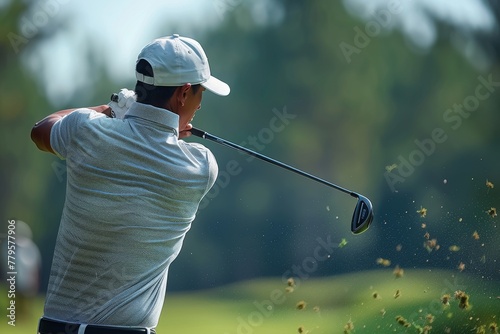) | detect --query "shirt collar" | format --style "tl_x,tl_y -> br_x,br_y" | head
124,102 -> 179,135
